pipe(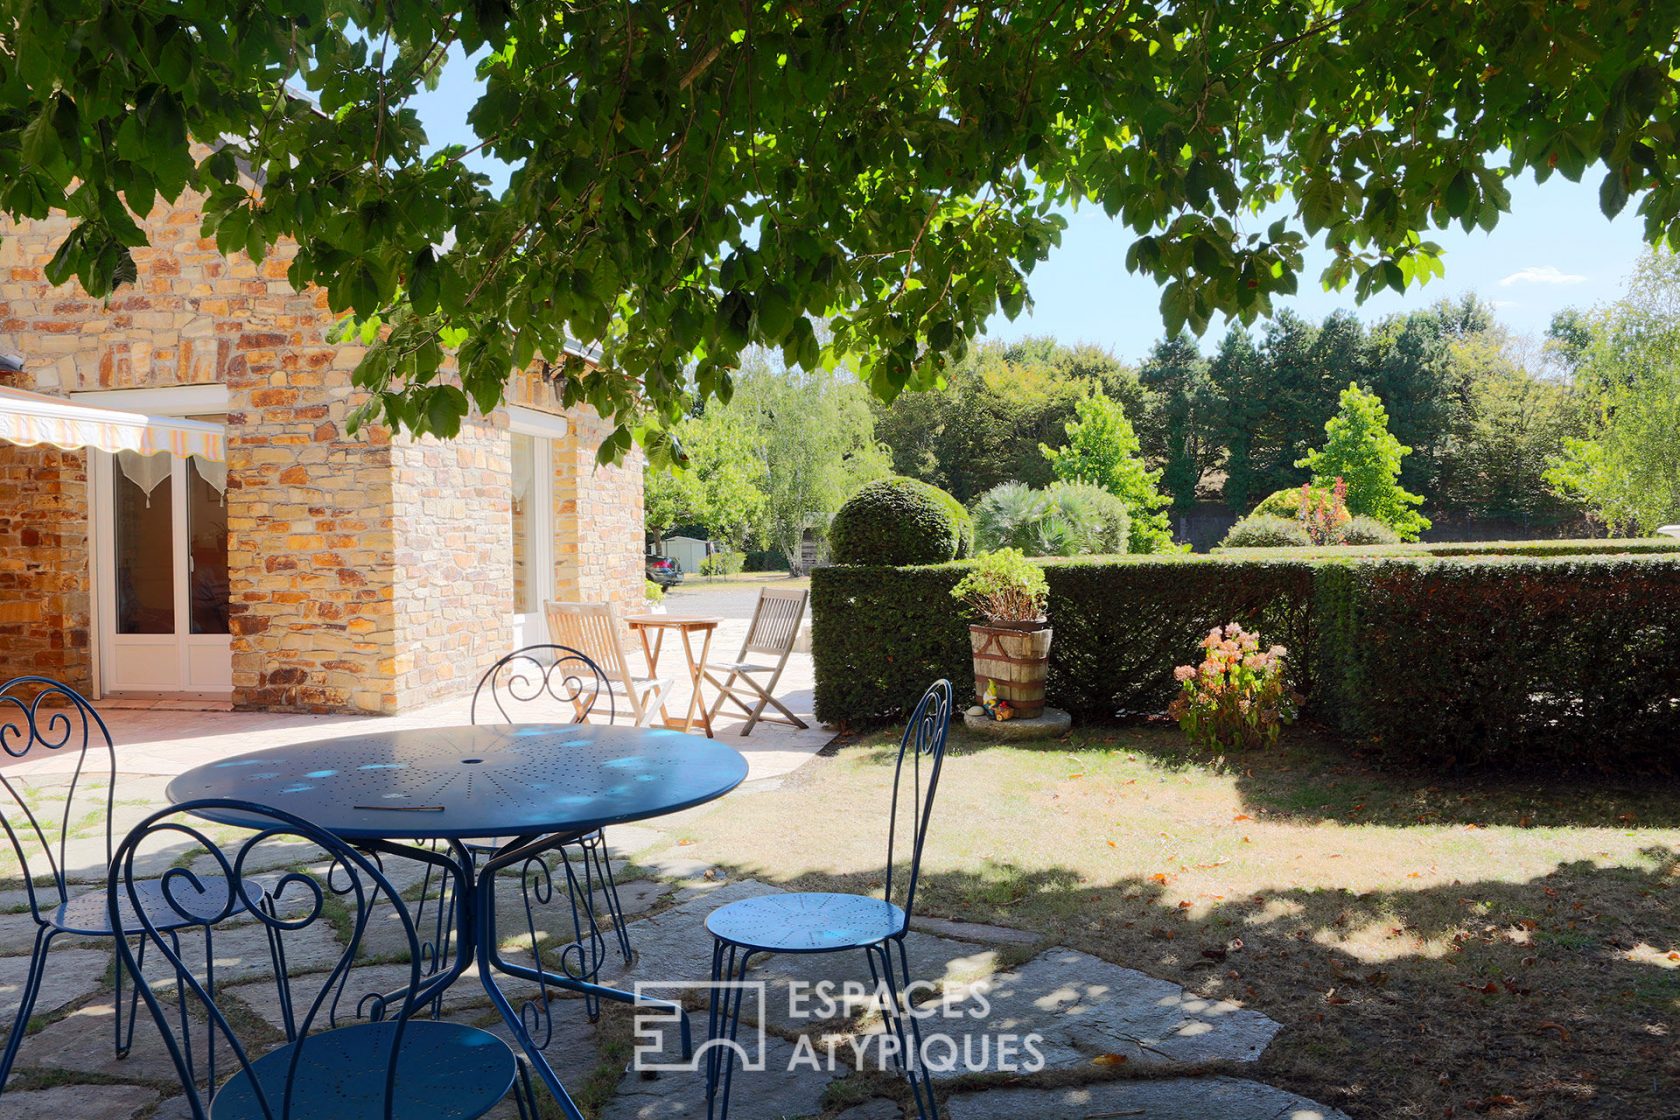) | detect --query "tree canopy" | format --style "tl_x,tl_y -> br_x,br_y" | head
8,2 -> 1680,456
1041,387 -> 1175,552
1544,251 -> 1680,534
1297,382 -> 1429,541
